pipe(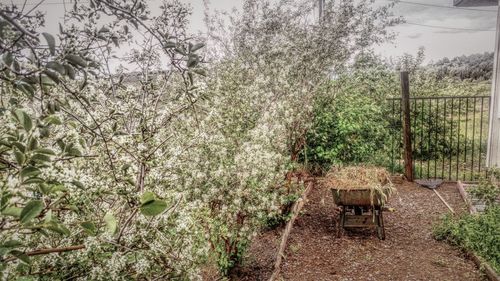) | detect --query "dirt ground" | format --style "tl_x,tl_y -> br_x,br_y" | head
232,180 -> 485,281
